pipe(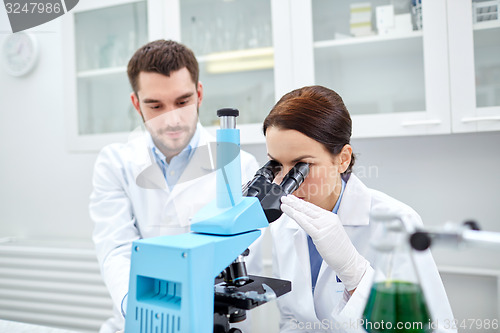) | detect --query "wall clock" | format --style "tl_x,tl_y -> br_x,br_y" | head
2,32 -> 39,77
